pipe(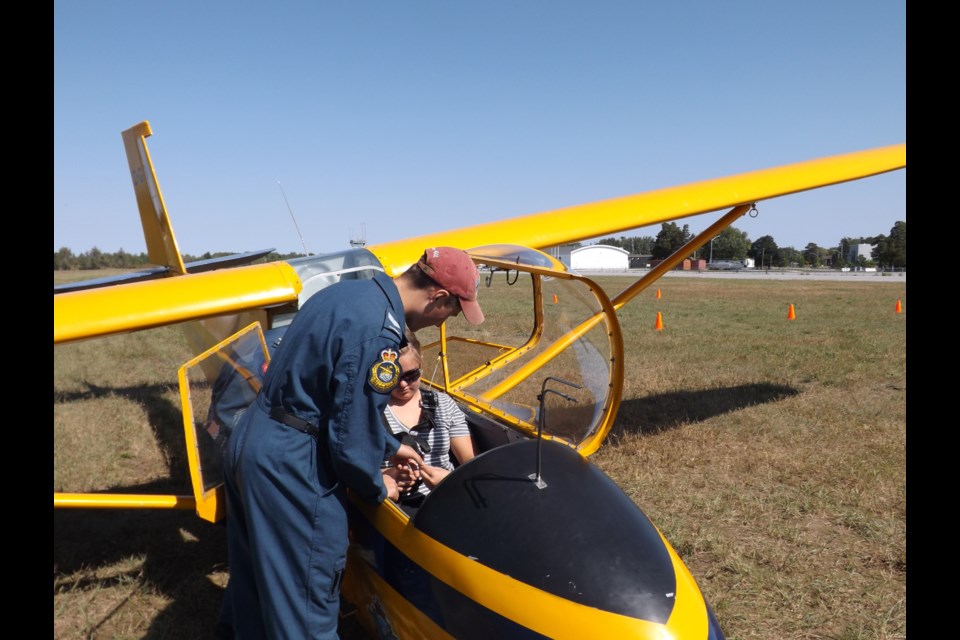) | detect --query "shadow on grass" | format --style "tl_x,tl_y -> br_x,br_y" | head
56,382 -> 191,485
54,499 -> 228,640
53,487 -> 372,640
614,382 -> 799,436
55,379 -> 227,639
